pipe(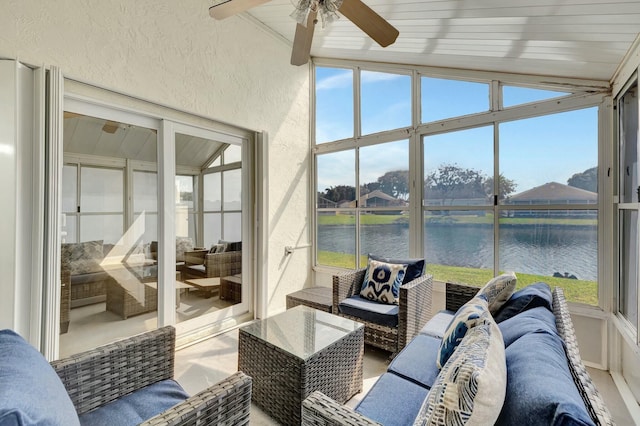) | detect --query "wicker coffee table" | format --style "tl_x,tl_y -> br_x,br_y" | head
238,305 -> 364,425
